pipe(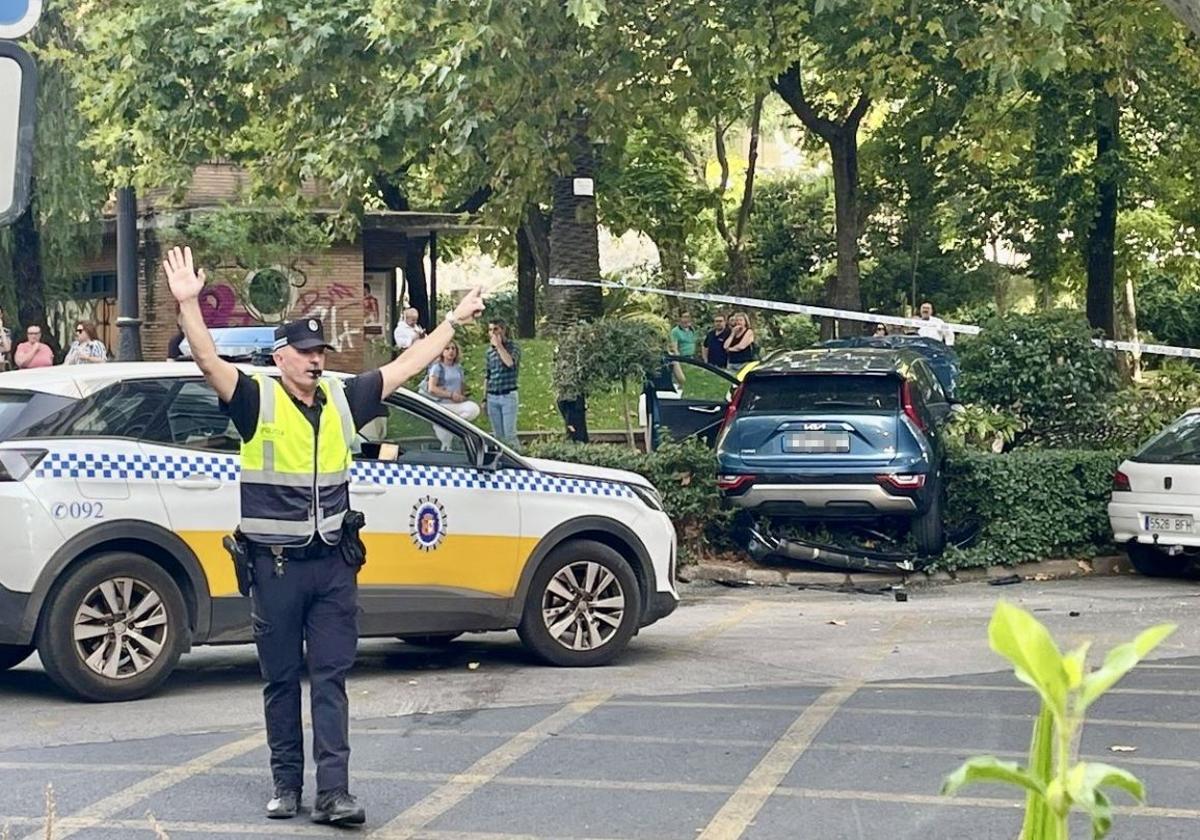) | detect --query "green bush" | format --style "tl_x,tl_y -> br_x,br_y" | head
943,449 -> 1124,569
957,311 -> 1118,444
762,314 -> 820,354
524,437 -> 730,562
